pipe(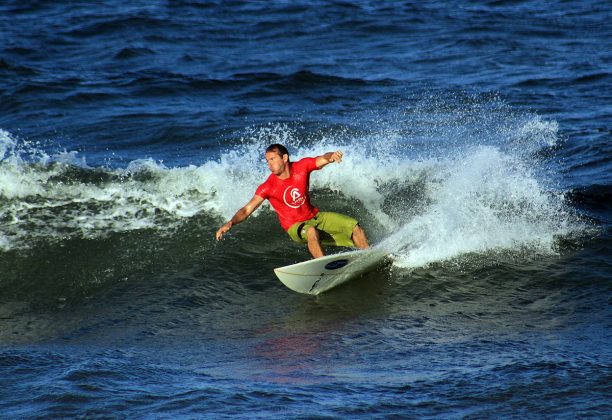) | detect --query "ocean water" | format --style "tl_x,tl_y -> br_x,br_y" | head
1,1 -> 610,417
